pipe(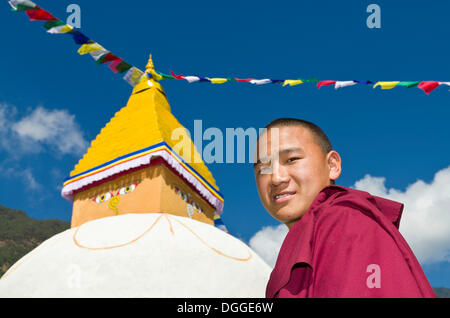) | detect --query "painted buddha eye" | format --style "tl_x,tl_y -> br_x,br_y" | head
94,192 -> 113,203
118,183 -> 138,195
176,188 -> 188,201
